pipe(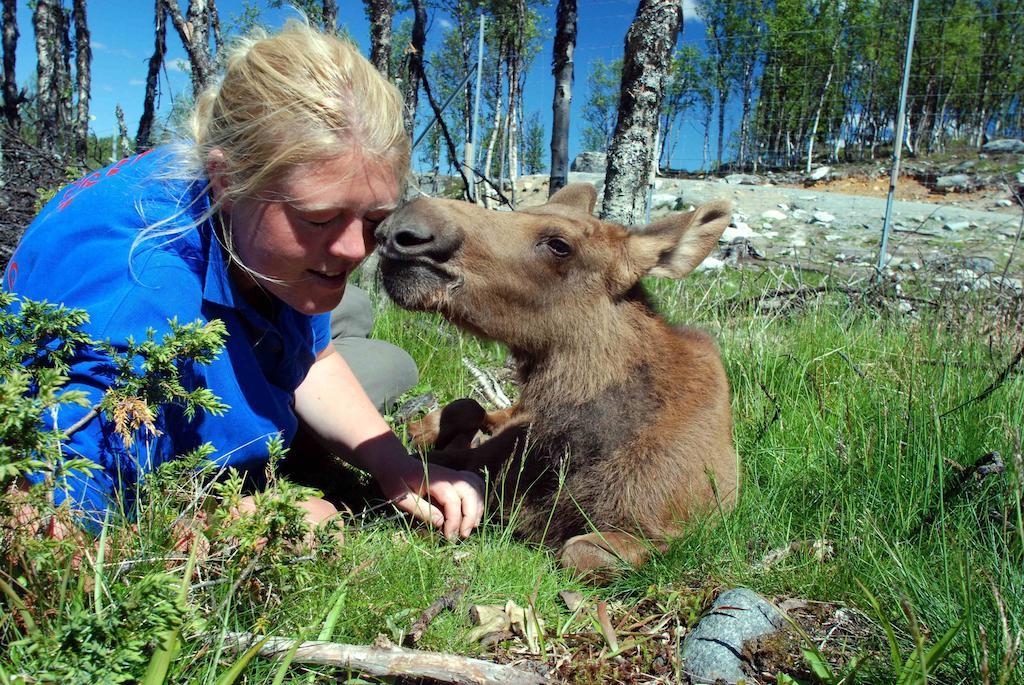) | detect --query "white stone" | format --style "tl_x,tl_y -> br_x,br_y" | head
651,193 -> 678,207
695,256 -> 726,272
721,223 -> 758,242
813,211 -> 836,224
809,166 -> 831,181
762,230 -> 779,239
824,234 -> 842,241
777,203 -> 790,211
761,209 -> 787,221
943,220 -> 970,231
